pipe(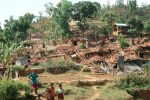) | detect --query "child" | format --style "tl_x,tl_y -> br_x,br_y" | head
46,83 -> 55,100
56,84 -> 64,100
